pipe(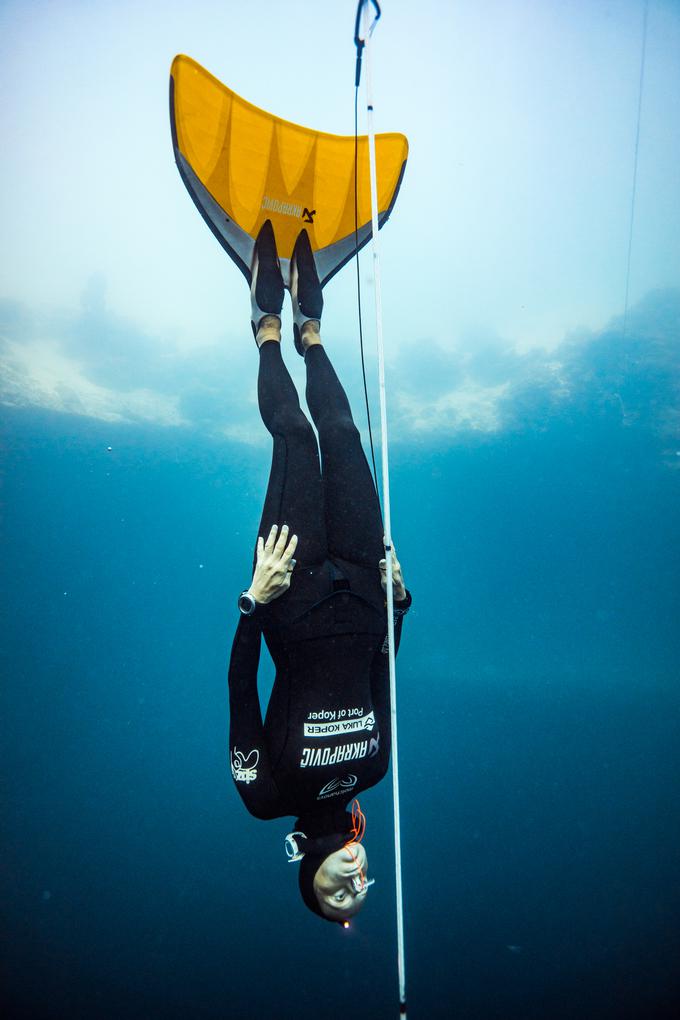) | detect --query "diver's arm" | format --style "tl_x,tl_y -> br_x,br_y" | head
228,613 -> 284,821
369,590 -> 412,775
228,523 -> 298,819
